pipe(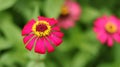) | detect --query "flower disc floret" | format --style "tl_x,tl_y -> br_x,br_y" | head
32,21 -> 51,37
